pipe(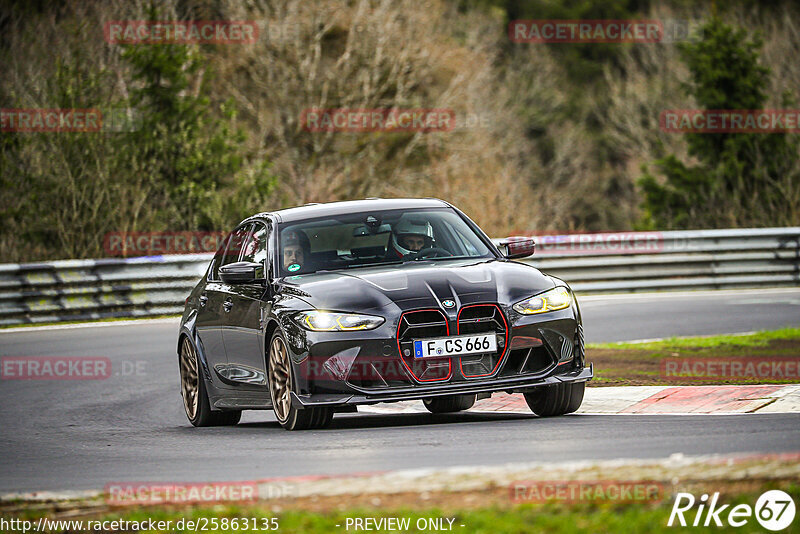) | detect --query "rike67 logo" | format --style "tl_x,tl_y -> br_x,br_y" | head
669,490 -> 796,531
